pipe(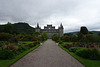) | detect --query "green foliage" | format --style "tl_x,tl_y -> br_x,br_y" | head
32,32 -> 41,41
13,22 -> 35,34
0,44 -> 40,67
9,36 -> 18,43
69,47 -> 78,53
41,31 -> 48,41
0,32 -> 12,41
75,48 -> 100,60
59,41 -> 63,44
23,35 -> 33,41
4,22 -> 14,34
63,44 -> 73,49
80,26 -> 88,35
0,22 -> 35,34
52,34 -> 59,42
61,33 -> 73,42
18,45 -> 29,53
86,34 -> 100,42
0,42 -> 6,47
0,49 -> 15,59
71,34 -> 78,42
